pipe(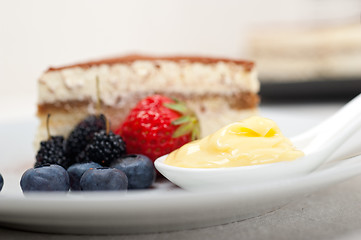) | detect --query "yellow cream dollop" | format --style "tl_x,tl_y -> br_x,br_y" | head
164,116 -> 304,168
